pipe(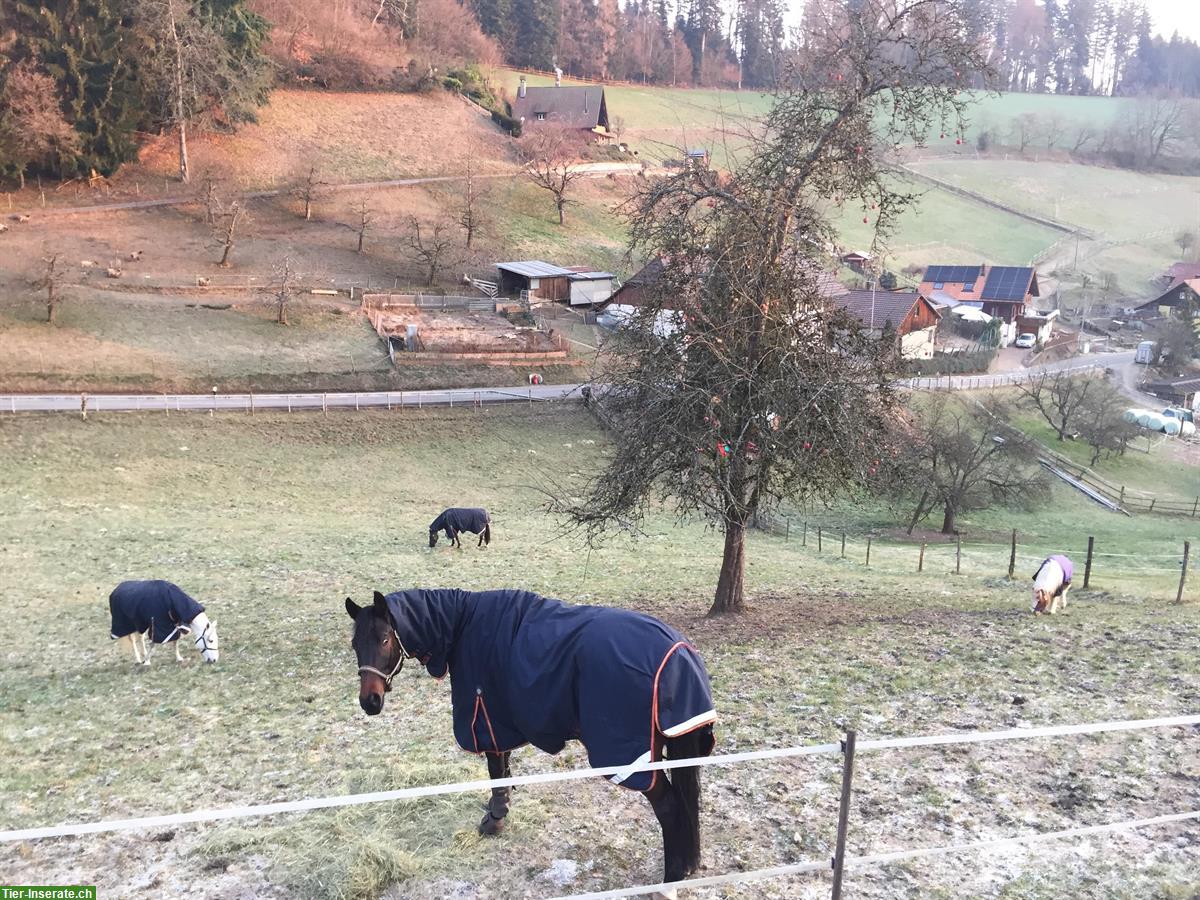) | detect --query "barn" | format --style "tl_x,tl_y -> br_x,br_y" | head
511,78 -> 613,141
